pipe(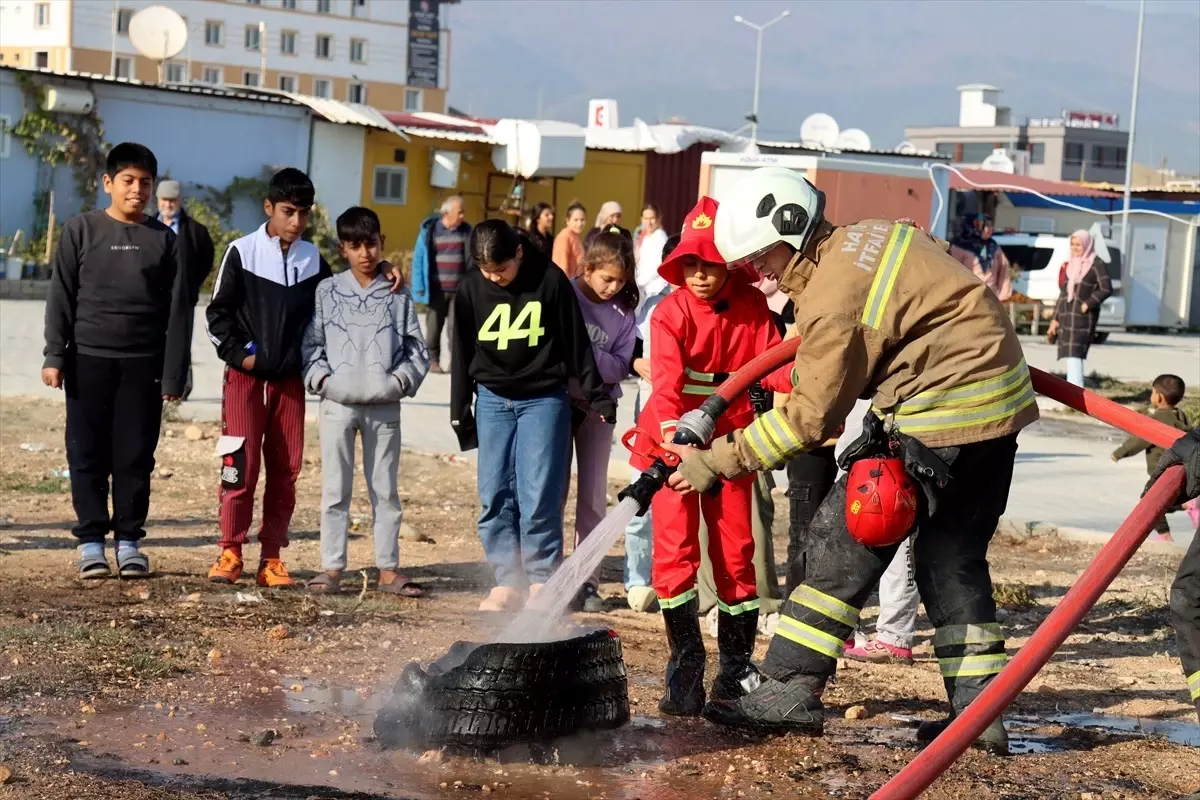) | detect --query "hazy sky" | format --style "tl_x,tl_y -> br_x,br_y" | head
445,0 -> 1200,173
